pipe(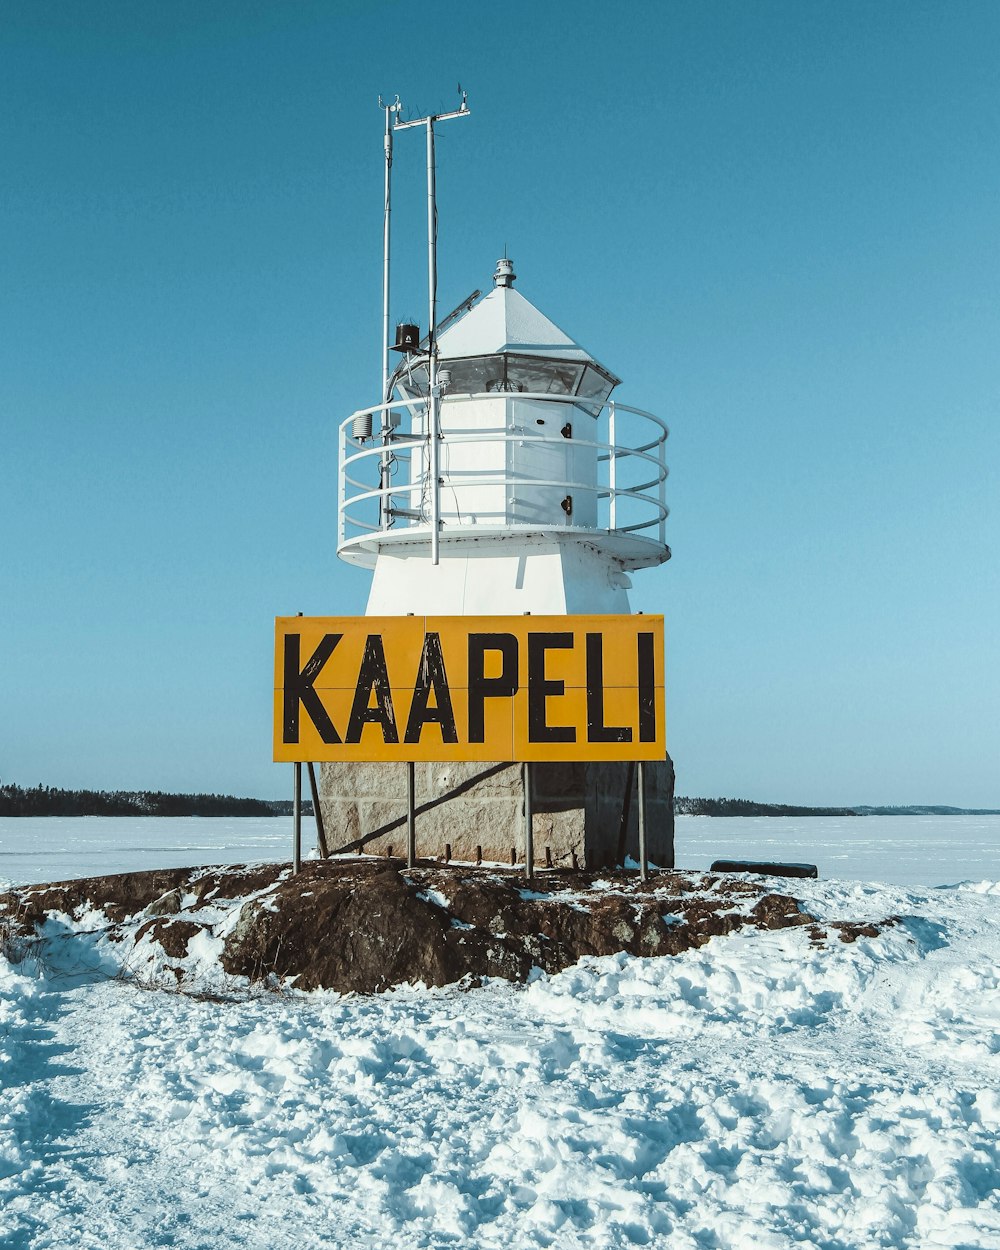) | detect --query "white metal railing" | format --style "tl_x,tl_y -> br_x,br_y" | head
337,392 -> 669,561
